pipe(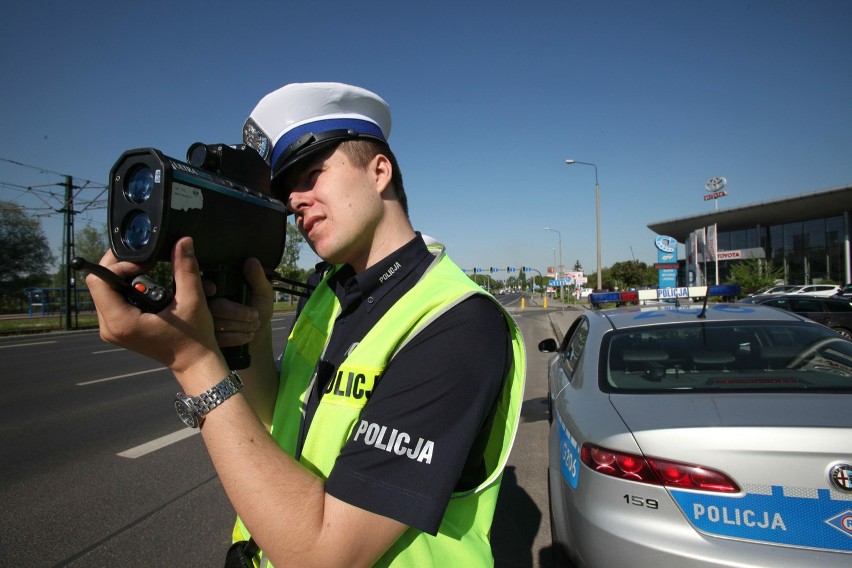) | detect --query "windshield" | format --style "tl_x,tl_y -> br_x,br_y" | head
602,322 -> 852,392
